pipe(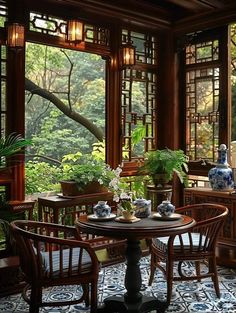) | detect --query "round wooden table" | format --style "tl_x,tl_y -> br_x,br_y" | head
76,214 -> 196,313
